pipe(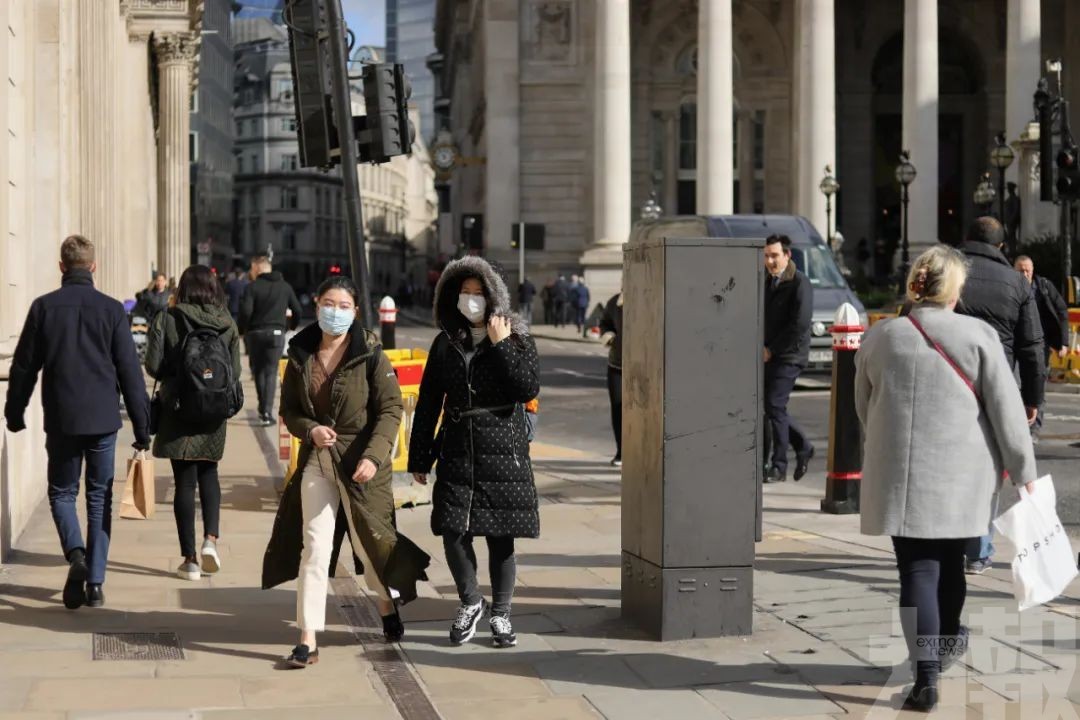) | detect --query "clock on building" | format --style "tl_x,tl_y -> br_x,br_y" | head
431,129 -> 459,172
